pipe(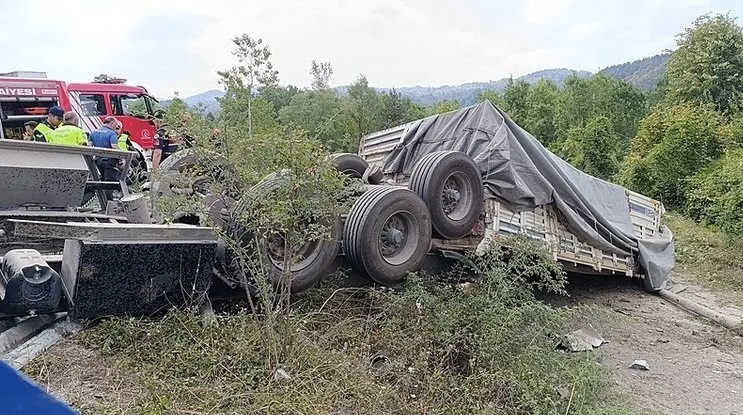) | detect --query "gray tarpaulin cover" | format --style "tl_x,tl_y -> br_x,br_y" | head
381,101 -> 674,291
